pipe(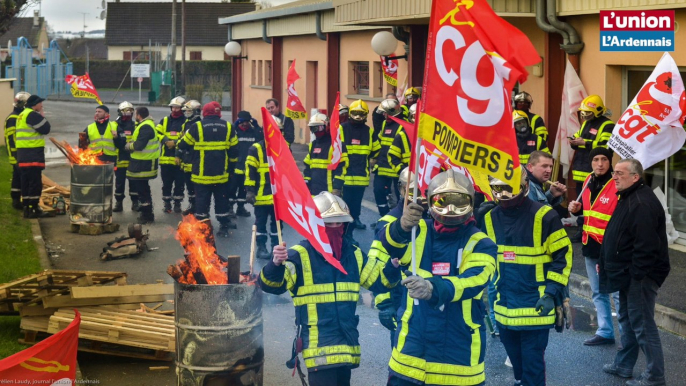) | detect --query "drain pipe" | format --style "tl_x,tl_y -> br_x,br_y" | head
535,0 -> 568,45
315,12 -> 326,41
262,20 -> 271,44
546,0 -> 584,55
227,24 -> 232,43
